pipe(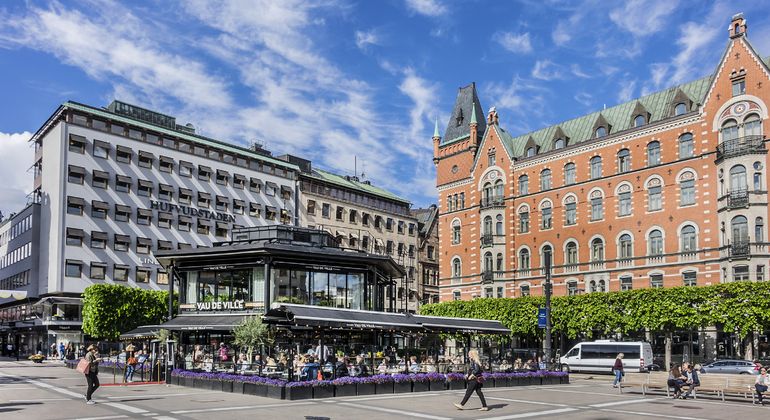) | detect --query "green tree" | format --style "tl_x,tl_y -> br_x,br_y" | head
82,284 -> 173,340
232,315 -> 272,361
